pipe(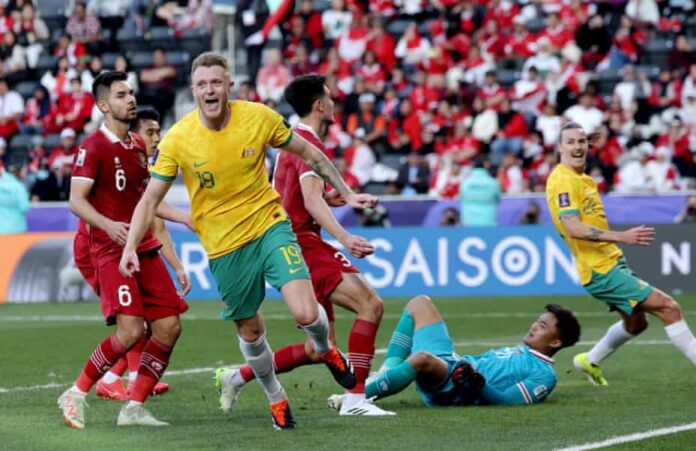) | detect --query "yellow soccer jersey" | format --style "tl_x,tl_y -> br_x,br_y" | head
151,100 -> 292,258
545,163 -> 622,284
